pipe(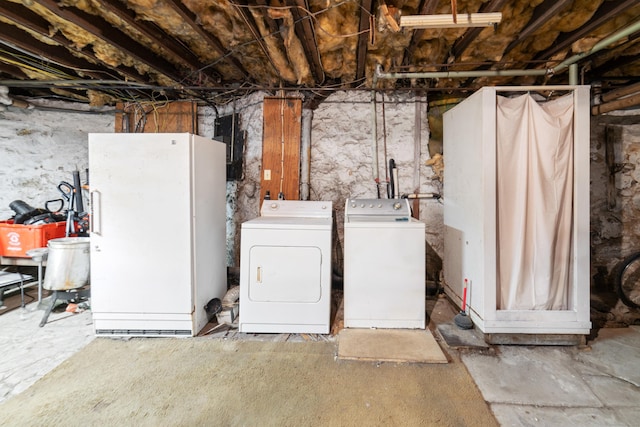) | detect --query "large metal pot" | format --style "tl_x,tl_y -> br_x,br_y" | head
43,237 -> 90,291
